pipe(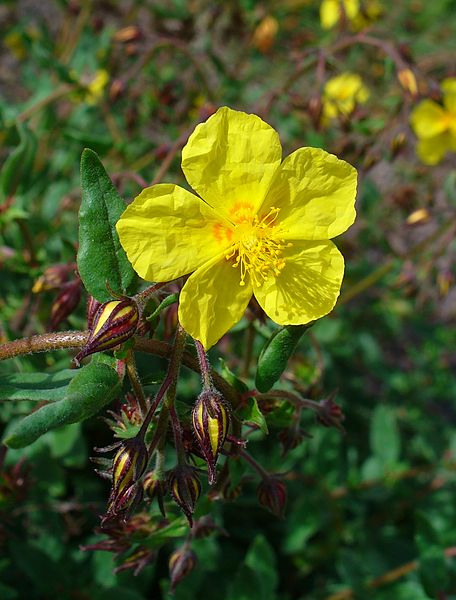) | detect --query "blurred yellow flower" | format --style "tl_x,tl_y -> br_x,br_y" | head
71,69 -> 109,105
322,73 -> 369,122
252,15 -> 279,53
116,107 -> 357,349
410,78 -> 456,165
320,0 -> 382,31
